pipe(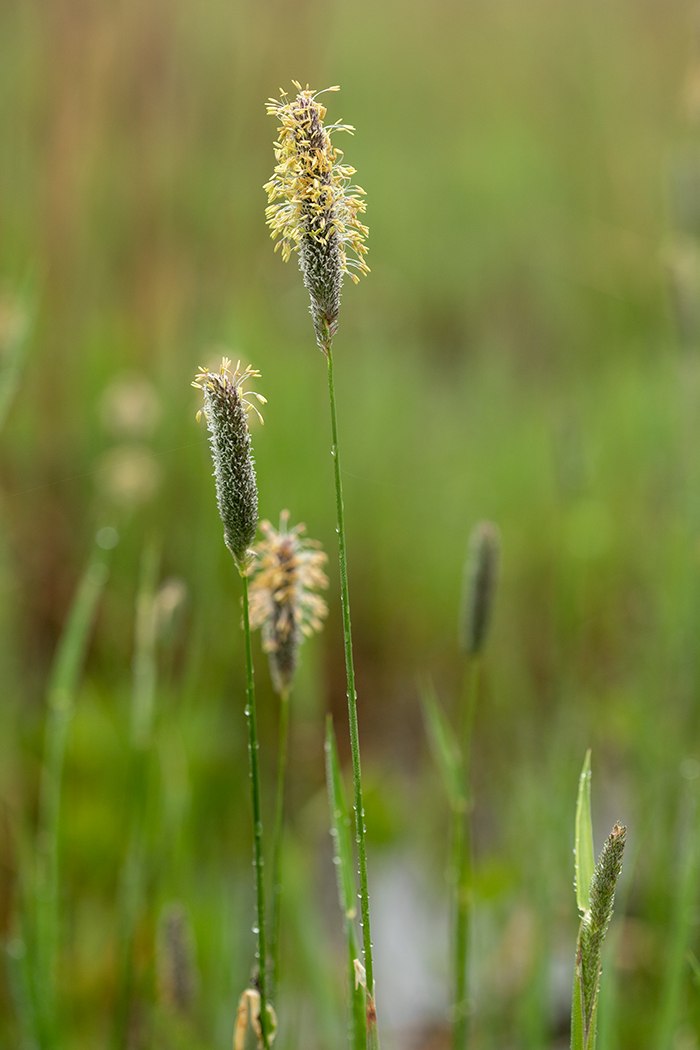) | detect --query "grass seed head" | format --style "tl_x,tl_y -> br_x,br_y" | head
579,823 -> 626,1031
193,358 -> 265,571
265,82 -> 369,353
460,521 -> 501,656
248,510 -> 329,696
